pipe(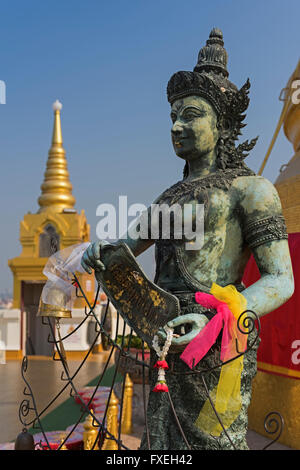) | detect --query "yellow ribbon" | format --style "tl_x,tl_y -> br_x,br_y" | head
195,283 -> 248,436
